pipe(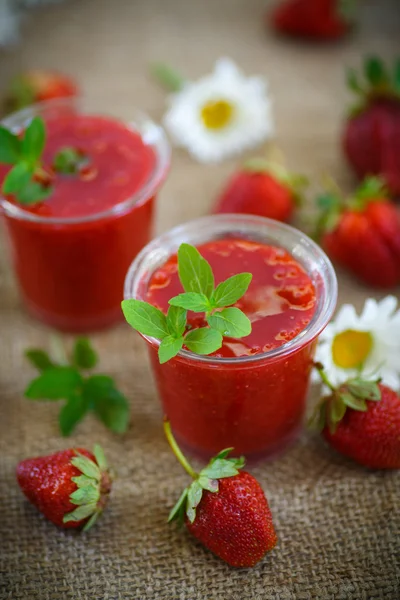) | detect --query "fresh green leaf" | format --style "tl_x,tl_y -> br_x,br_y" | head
177,243 -> 214,297
340,392 -> 367,412
211,273 -> 252,308
364,56 -> 389,88
69,485 -> 99,506
308,402 -> 327,432
53,147 -> 85,174
151,63 -> 186,92
394,59 -> 400,94
207,307 -> 251,338
346,68 -> 363,94
16,179 -> 52,205
85,375 -> 130,434
330,396 -> 346,424
25,348 -> 54,371
2,162 -> 33,194
346,379 -> 381,401
82,511 -> 99,532
121,299 -> 169,339
184,327 -> 222,355
168,488 -> 188,523
198,475 -> 219,493
59,391 -> 90,436
24,366 -> 82,400
186,480 -> 203,523
71,453 -> 101,480
72,337 -> 98,370
0,127 -> 21,164
158,335 -> 184,364
166,305 -> 187,337
211,448 -> 234,461
93,444 -> 108,471
201,458 -> 241,480
72,475 -> 97,488
169,292 -> 211,312
21,117 -> 46,164
63,502 -> 97,524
